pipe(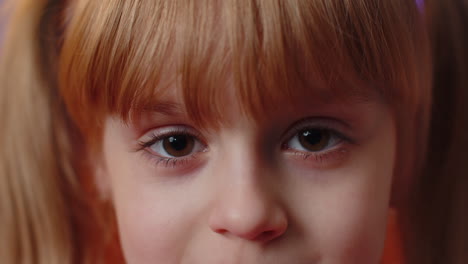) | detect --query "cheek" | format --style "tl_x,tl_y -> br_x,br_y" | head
292,171 -> 393,263
100,125 -> 196,263
290,121 -> 395,263
113,195 -> 187,263
107,163 -> 199,264
314,183 -> 391,263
